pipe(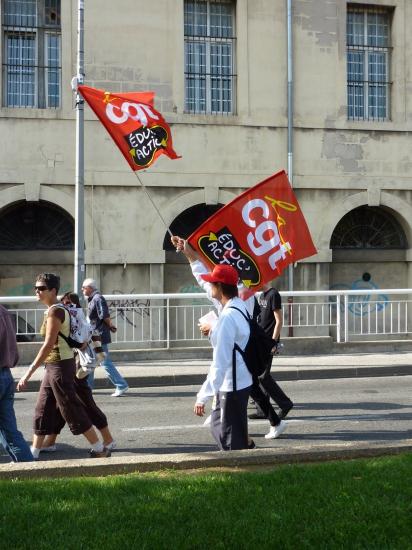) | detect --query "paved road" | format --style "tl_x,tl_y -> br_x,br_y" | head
2,375 -> 412,463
